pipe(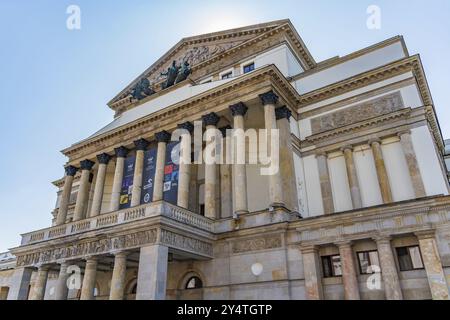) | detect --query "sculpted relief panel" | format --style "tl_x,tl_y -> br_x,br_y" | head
232,235 -> 283,254
16,228 -> 213,267
310,92 -> 405,135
